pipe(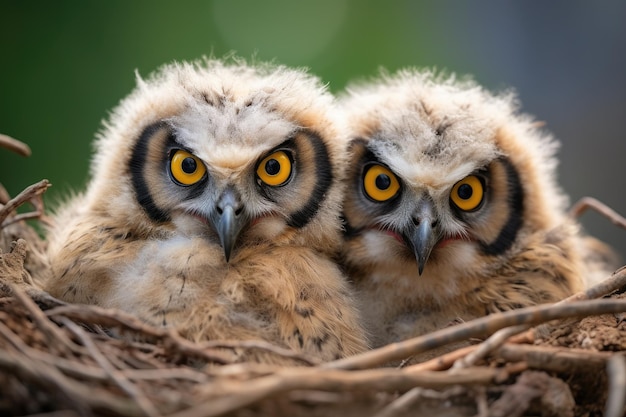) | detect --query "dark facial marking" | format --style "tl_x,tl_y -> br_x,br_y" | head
129,122 -> 171,223
480,157 -> 524,255
286,131 -> 333,229
340,213 -> 363,239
